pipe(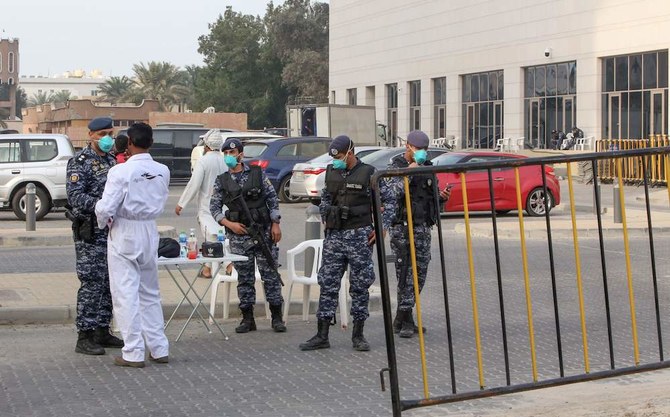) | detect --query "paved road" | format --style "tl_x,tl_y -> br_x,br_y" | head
1,179 -> 670,416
